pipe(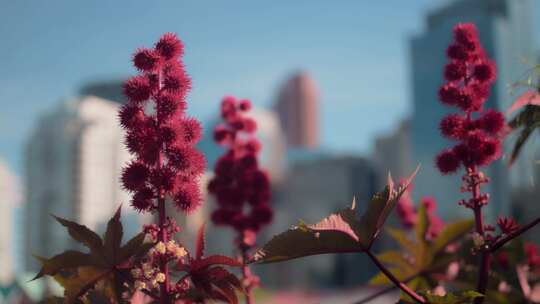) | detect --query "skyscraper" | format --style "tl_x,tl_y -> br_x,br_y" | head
79,80 -> 126,104
373,119 -> 414,187
410,0 -> 534,220
274,72 -> 319,149
0,159 -> 20,283
23,95 -> 151,271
